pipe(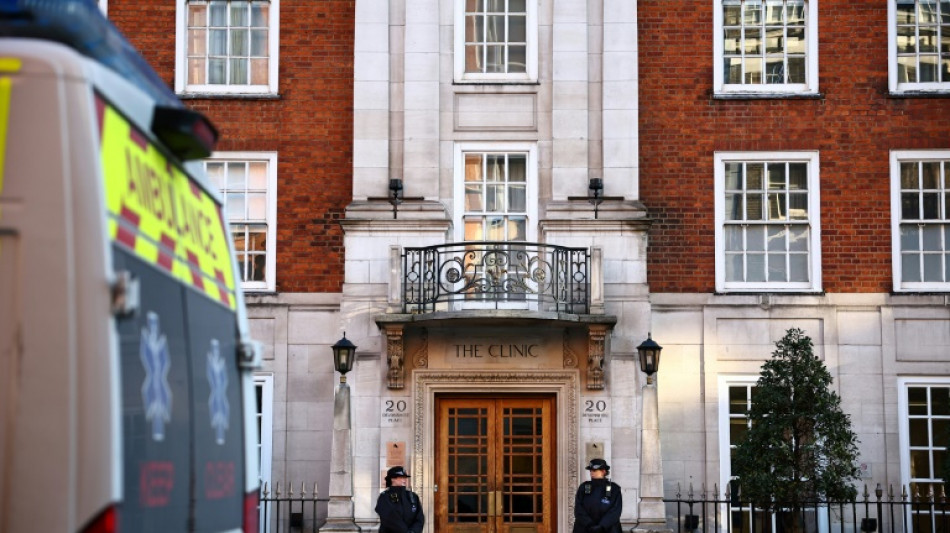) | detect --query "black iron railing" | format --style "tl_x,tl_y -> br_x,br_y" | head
259,482 -> 327,533
665,482 -> 950,533
402,242 -> 590,314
